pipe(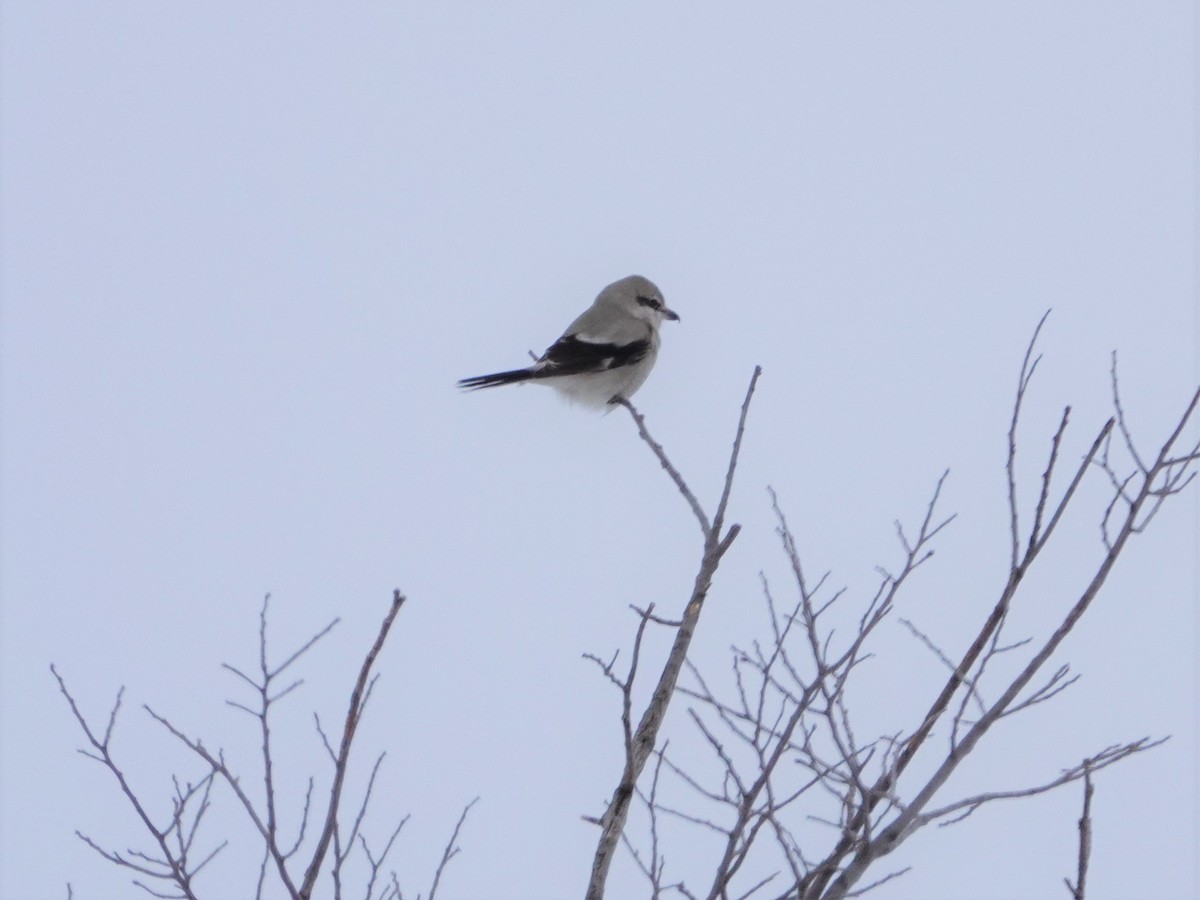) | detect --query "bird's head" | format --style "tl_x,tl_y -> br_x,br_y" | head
606,275 -> 680,326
